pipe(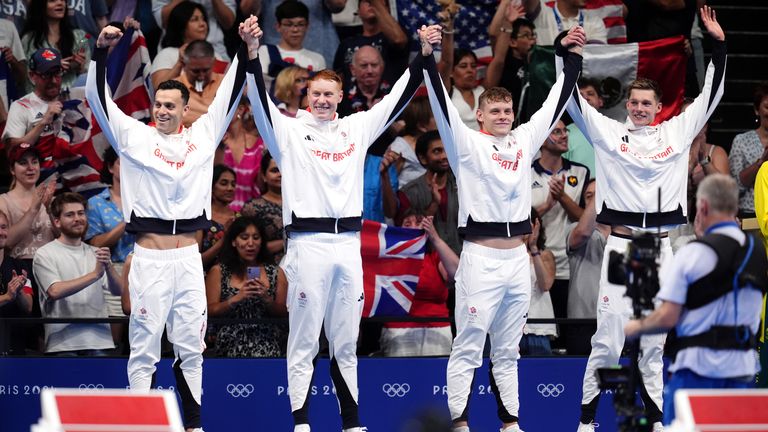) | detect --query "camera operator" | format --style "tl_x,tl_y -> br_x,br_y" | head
625,174 -> 767,426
